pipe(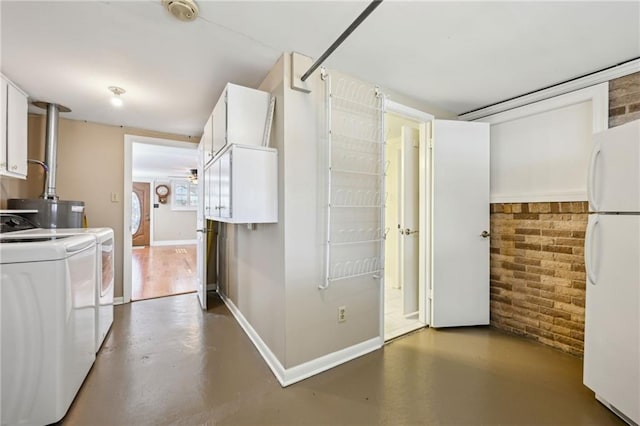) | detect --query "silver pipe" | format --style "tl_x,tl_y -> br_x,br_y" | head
43,103 -> 59,200
32,100 -> 71,200
27,159 -> 49,198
